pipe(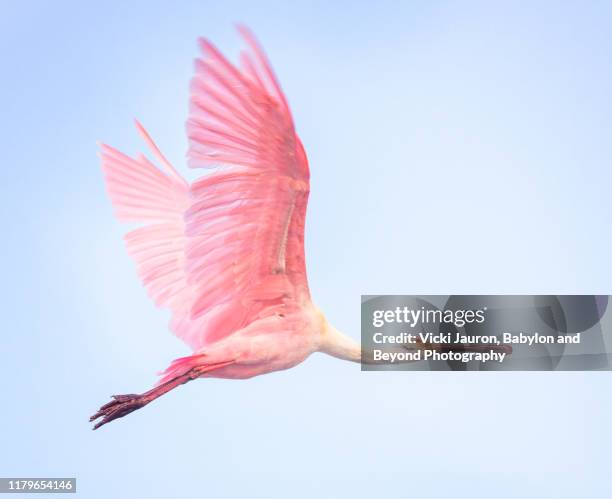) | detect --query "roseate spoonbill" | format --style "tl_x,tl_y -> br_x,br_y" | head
90,27 -> 362,429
